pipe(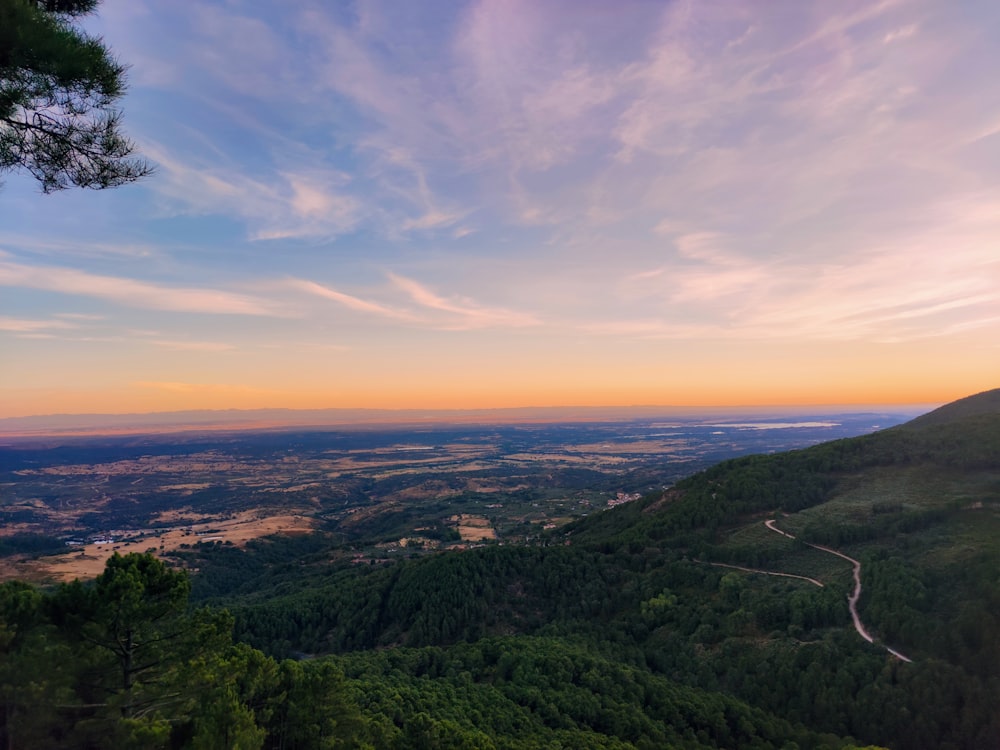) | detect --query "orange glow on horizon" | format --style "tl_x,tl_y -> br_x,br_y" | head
3,377 -> 991,421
